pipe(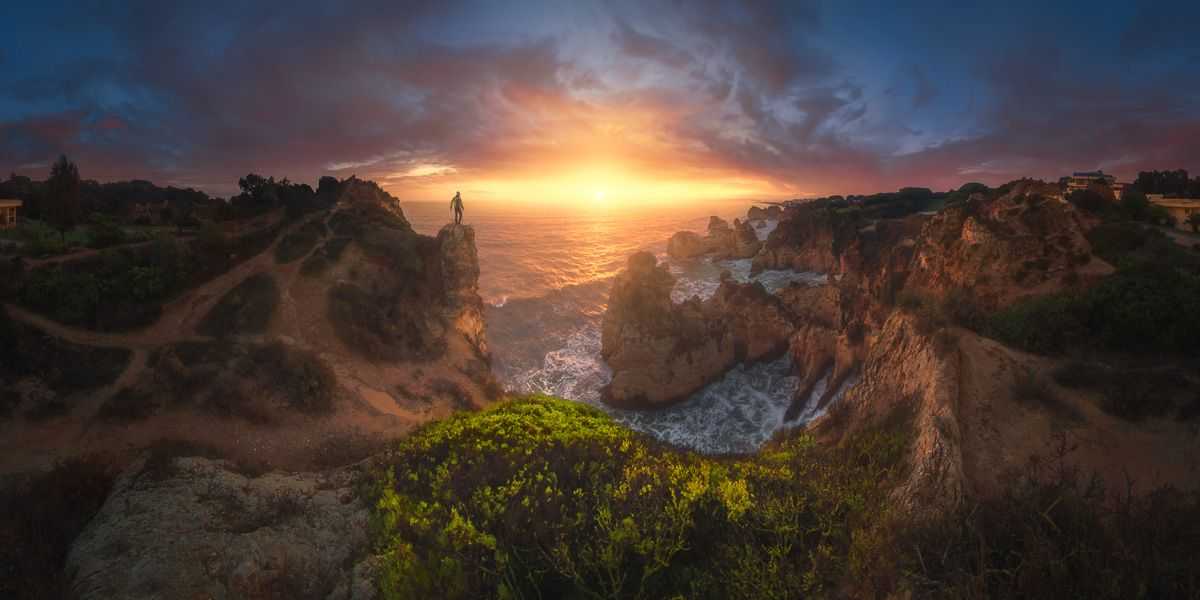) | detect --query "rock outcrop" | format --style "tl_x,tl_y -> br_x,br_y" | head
66,456 -> 374,600
665,216 -> 762,260
905,180 -> 1112,310
666,230 -> 713,259
600,253 -> 794,408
